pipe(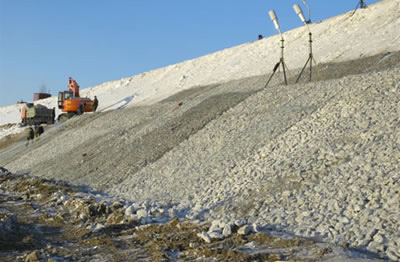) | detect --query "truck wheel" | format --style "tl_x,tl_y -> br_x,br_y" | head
27,128 -> 34,140
34,126 -> 44,137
